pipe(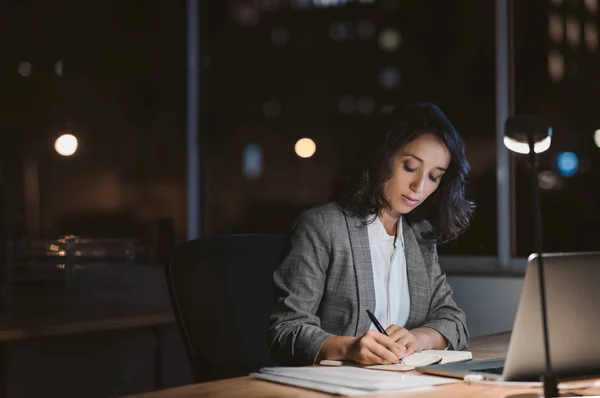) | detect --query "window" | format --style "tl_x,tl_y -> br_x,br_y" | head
512,0 -> 600,256
205,0 -> 498,256
1,0 -> 187,245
